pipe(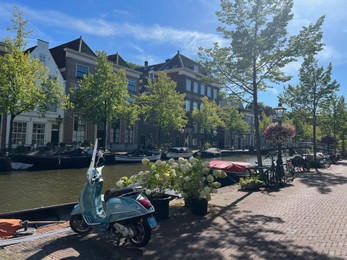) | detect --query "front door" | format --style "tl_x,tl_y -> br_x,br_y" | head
51,124 -> 59,144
